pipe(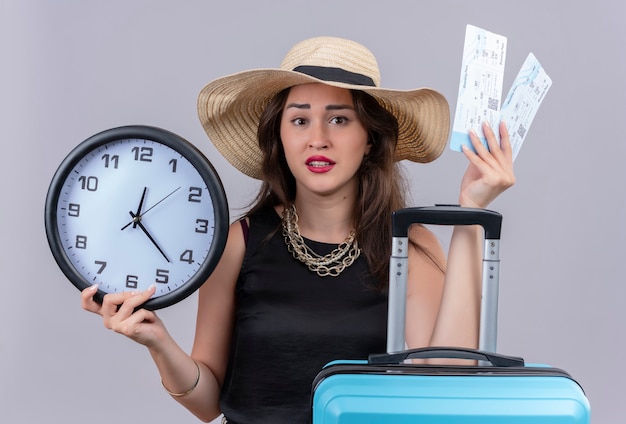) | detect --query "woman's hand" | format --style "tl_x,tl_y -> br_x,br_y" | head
459,121 -> 515,209
81,284 -> 167,349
